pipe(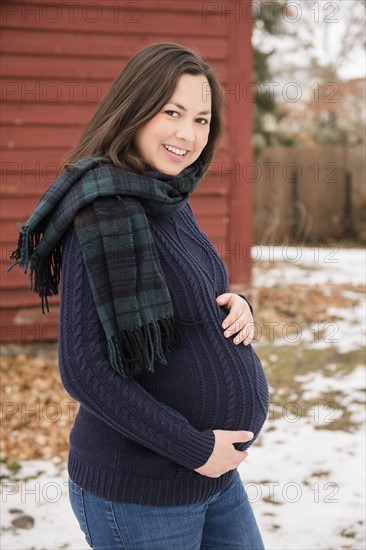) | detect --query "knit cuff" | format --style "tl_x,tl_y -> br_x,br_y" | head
173,428 -> 215,470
